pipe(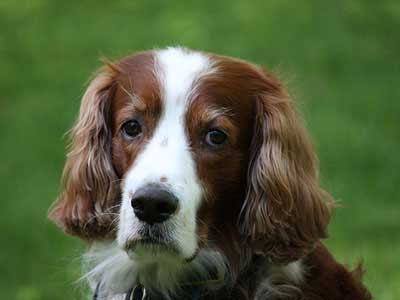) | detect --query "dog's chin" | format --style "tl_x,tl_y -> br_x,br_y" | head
124,237 -> 177,255
123,237 -> 199,263
120,222 -> 200,262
